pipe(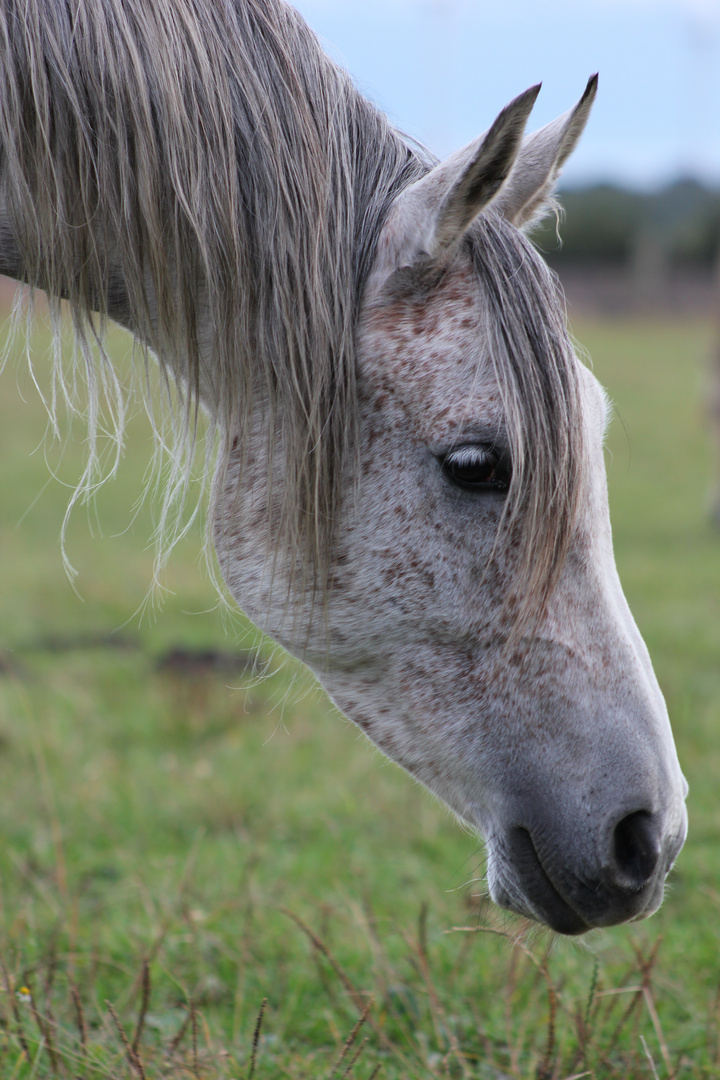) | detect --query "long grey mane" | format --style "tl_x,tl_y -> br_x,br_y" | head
0,0 -> 428,591
0,0 -> 582,615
